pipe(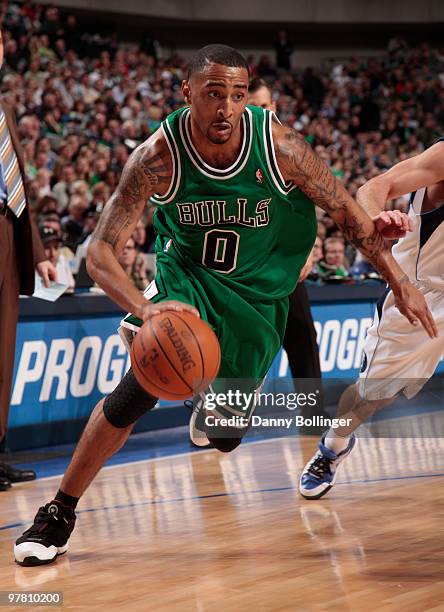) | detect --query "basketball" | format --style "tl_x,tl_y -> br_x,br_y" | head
130,311 -> 221,400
